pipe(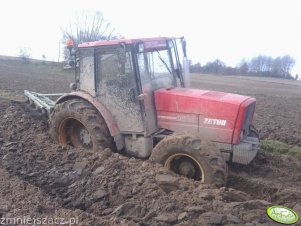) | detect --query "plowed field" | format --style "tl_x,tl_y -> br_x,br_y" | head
0,59 -> 300,225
